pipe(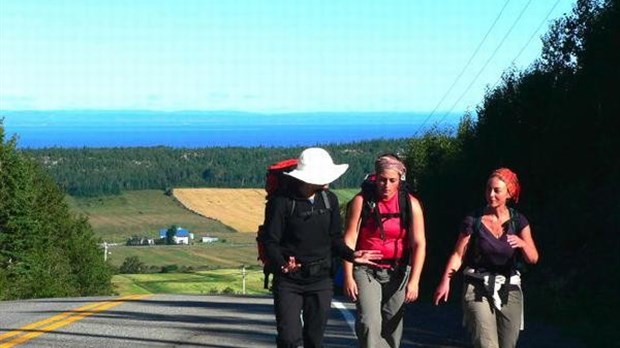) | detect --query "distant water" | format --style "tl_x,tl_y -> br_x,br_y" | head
1,111 -> 462,148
